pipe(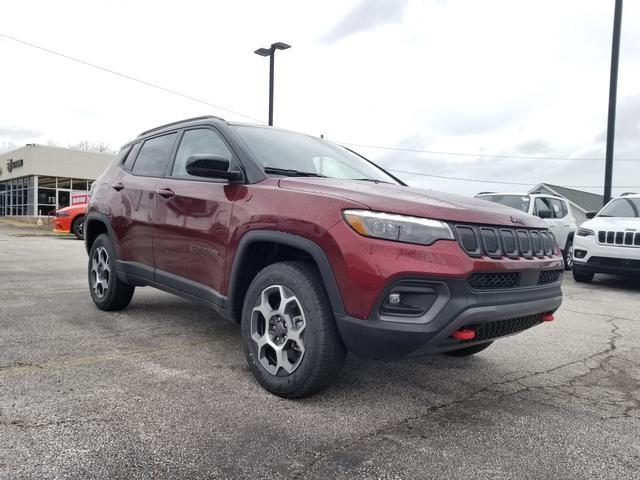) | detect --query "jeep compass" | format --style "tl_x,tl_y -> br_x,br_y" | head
85,116 -> 563,397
